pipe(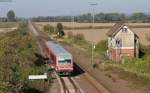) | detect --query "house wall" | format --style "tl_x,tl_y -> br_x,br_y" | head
108,25 -> 139,61
115,26 -> 135,48
110,49 -> 135,61
108,26 -> 135,49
